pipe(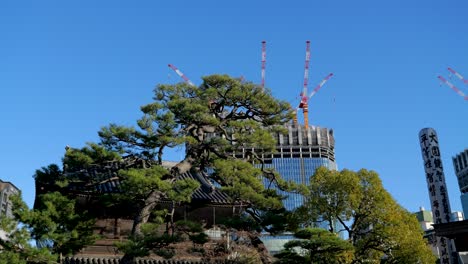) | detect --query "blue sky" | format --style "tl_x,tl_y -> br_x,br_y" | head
1,0 -> 467,214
